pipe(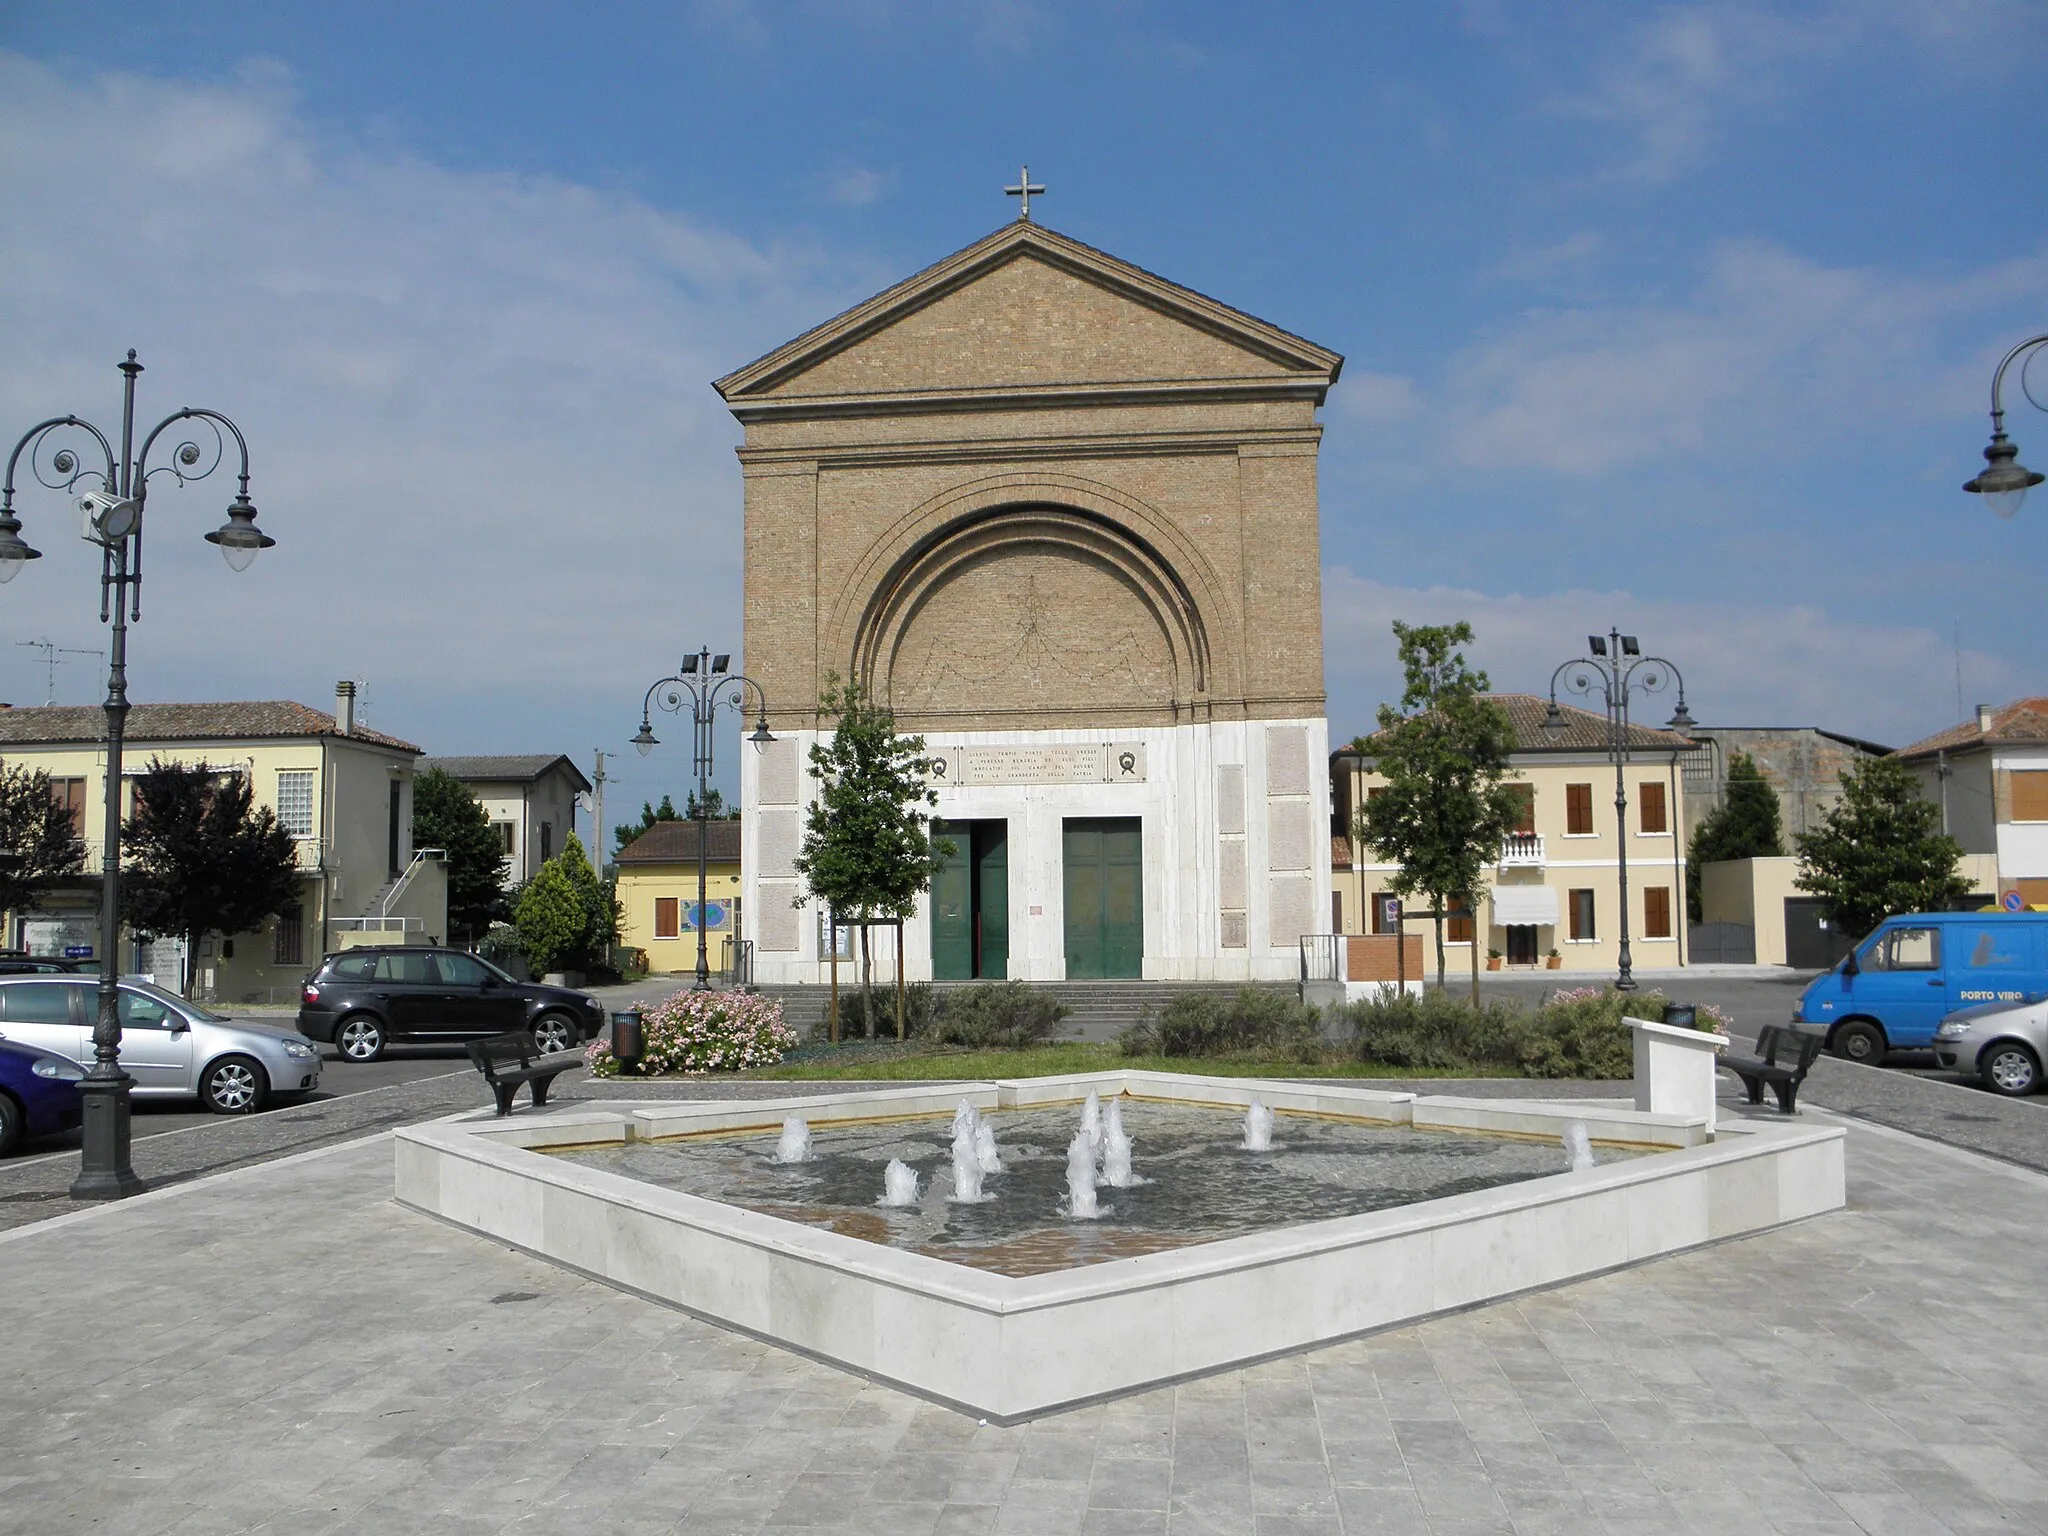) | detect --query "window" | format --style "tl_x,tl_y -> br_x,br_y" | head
1505,784 -> 1535,835
1569,889 -> 1597,942
49,777 -> 87,839
373,952 -> 433,983
117,988 -> 180,1030
654,898 -> 680,939
1447,896 -> 1474,944
0,982 -> 75,1024
434,952 -> 487,986
1331,891 -> 1344,931
1962,927 -> 2027,969
272,913 -> 304,967
493,822 -> 516,856
276,770 -> 315,839
2012,773 -> 2048,823
329,953 -> 378,980
1566,783 -> 1594,835
1644,886 -> 1672,939
1638,781 -> 1668,835
1864,926 -> 1939,971
539,821 -> 553,861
